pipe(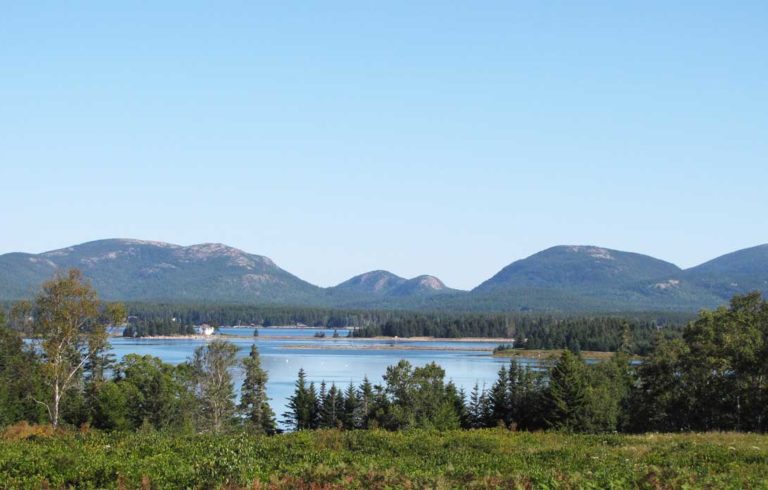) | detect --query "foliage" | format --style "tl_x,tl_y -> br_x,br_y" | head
189,340 -> 239,433
9,270 -> 124,427
238,345 -> 276,434
355,312 -> 682,354
632,292 -> 768,432
282,369 -> 317,431
0,311 -> 47,426
0,430 -> 767,488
